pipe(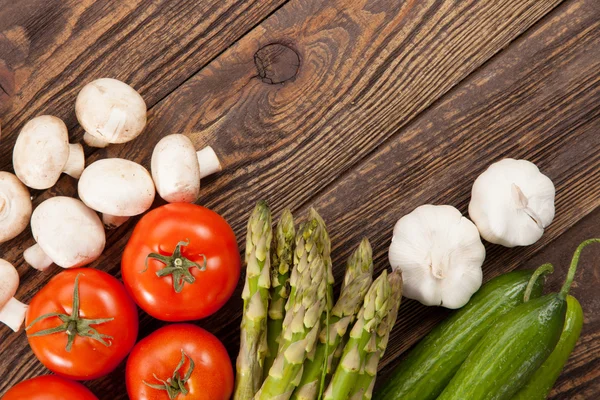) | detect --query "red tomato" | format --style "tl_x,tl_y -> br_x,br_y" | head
2,375 -> 98,400
121,203 -> 240,321
126,324 -> 233,400
26,269 -> 138,380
